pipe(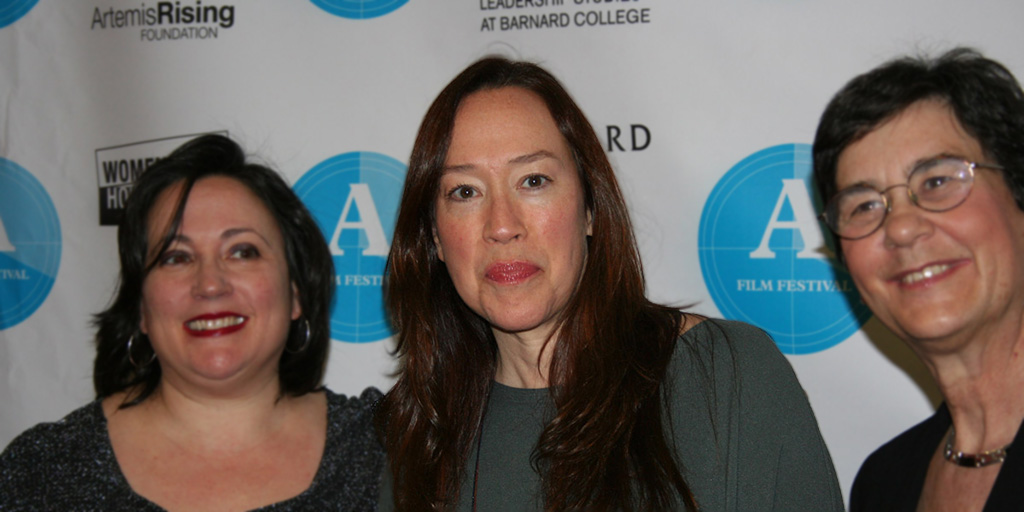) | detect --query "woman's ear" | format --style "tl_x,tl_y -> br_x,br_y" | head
433,225 -> 445,262
139,304 -> 149,335
291,282 -> 302,320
